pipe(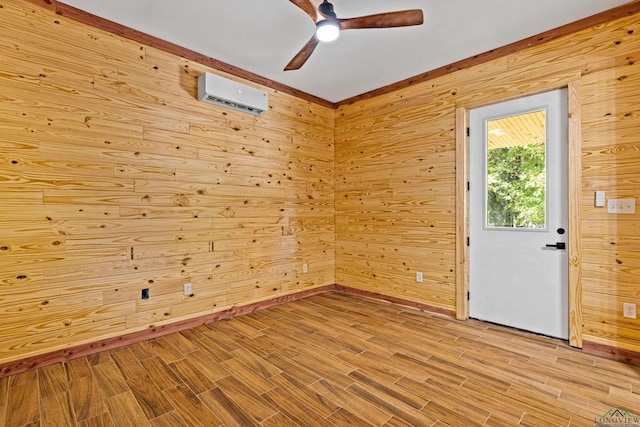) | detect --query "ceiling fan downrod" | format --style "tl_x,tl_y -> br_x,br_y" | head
318,0 -> 337,19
